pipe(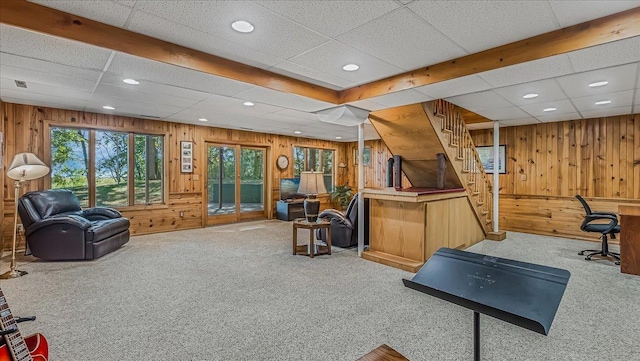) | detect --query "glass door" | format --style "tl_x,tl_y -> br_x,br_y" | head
206,143 -> 266,225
